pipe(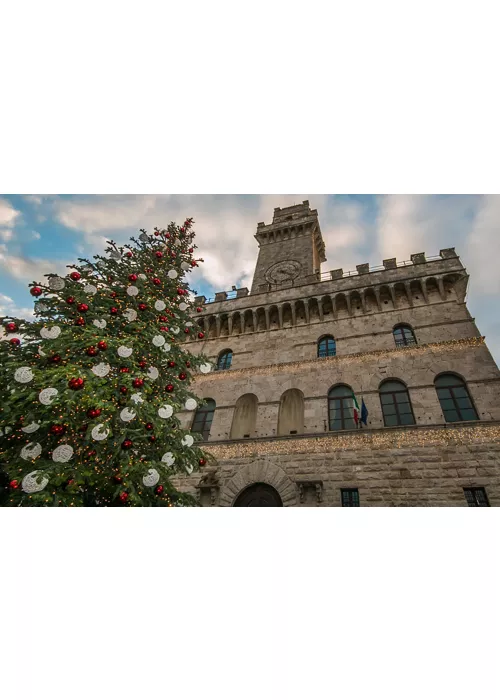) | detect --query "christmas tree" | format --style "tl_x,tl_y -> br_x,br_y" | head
0,219 -> 213,506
